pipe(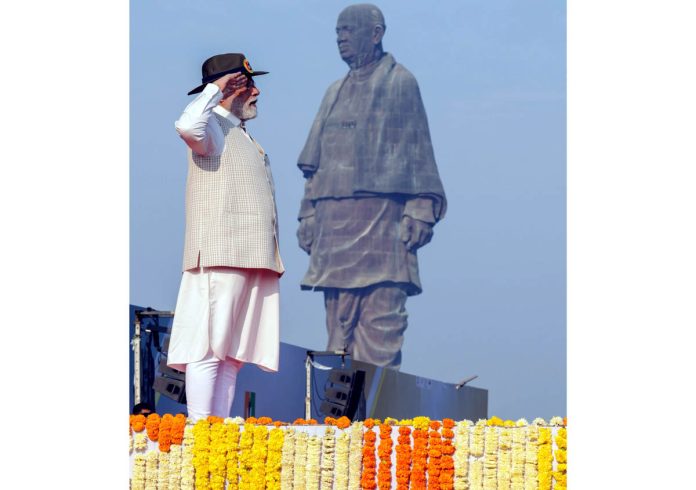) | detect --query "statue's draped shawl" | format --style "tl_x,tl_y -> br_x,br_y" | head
298,53 -> 447,220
